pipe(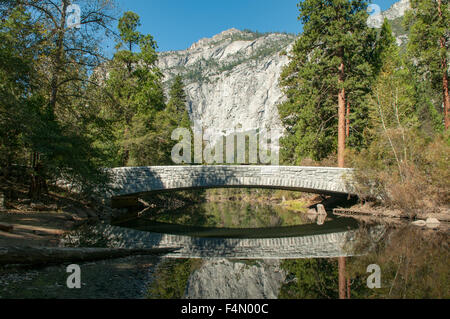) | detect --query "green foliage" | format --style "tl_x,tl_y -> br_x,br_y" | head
279,259 -> 339,299
278,0 -> 379,164
102,12 -> 169,166
0,5 -> 36,167
117,11 -> 142,51
280,256 -> 372,299
166,75 -> 190,125
405,0 -> 449,93
349,43 -> 449,213
347,226 -> 450,299
147,259 -> 202,299
219,36 -> 294,73
0,3 -> 112,195
148,200 -> 310,229
374,19 -> 397,72
127,74 -> 192,166
404,0 -> 449,131
389,16 -> 408,42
